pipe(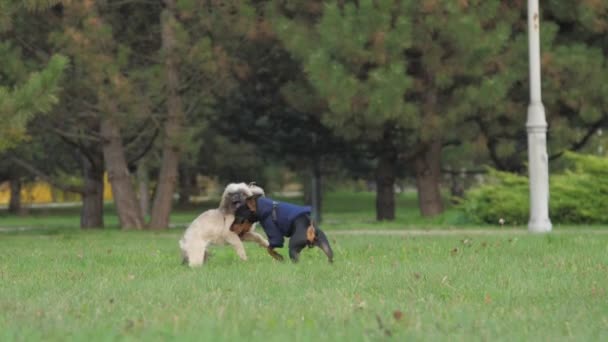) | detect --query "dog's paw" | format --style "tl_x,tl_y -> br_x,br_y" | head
267,248 -> 284,261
